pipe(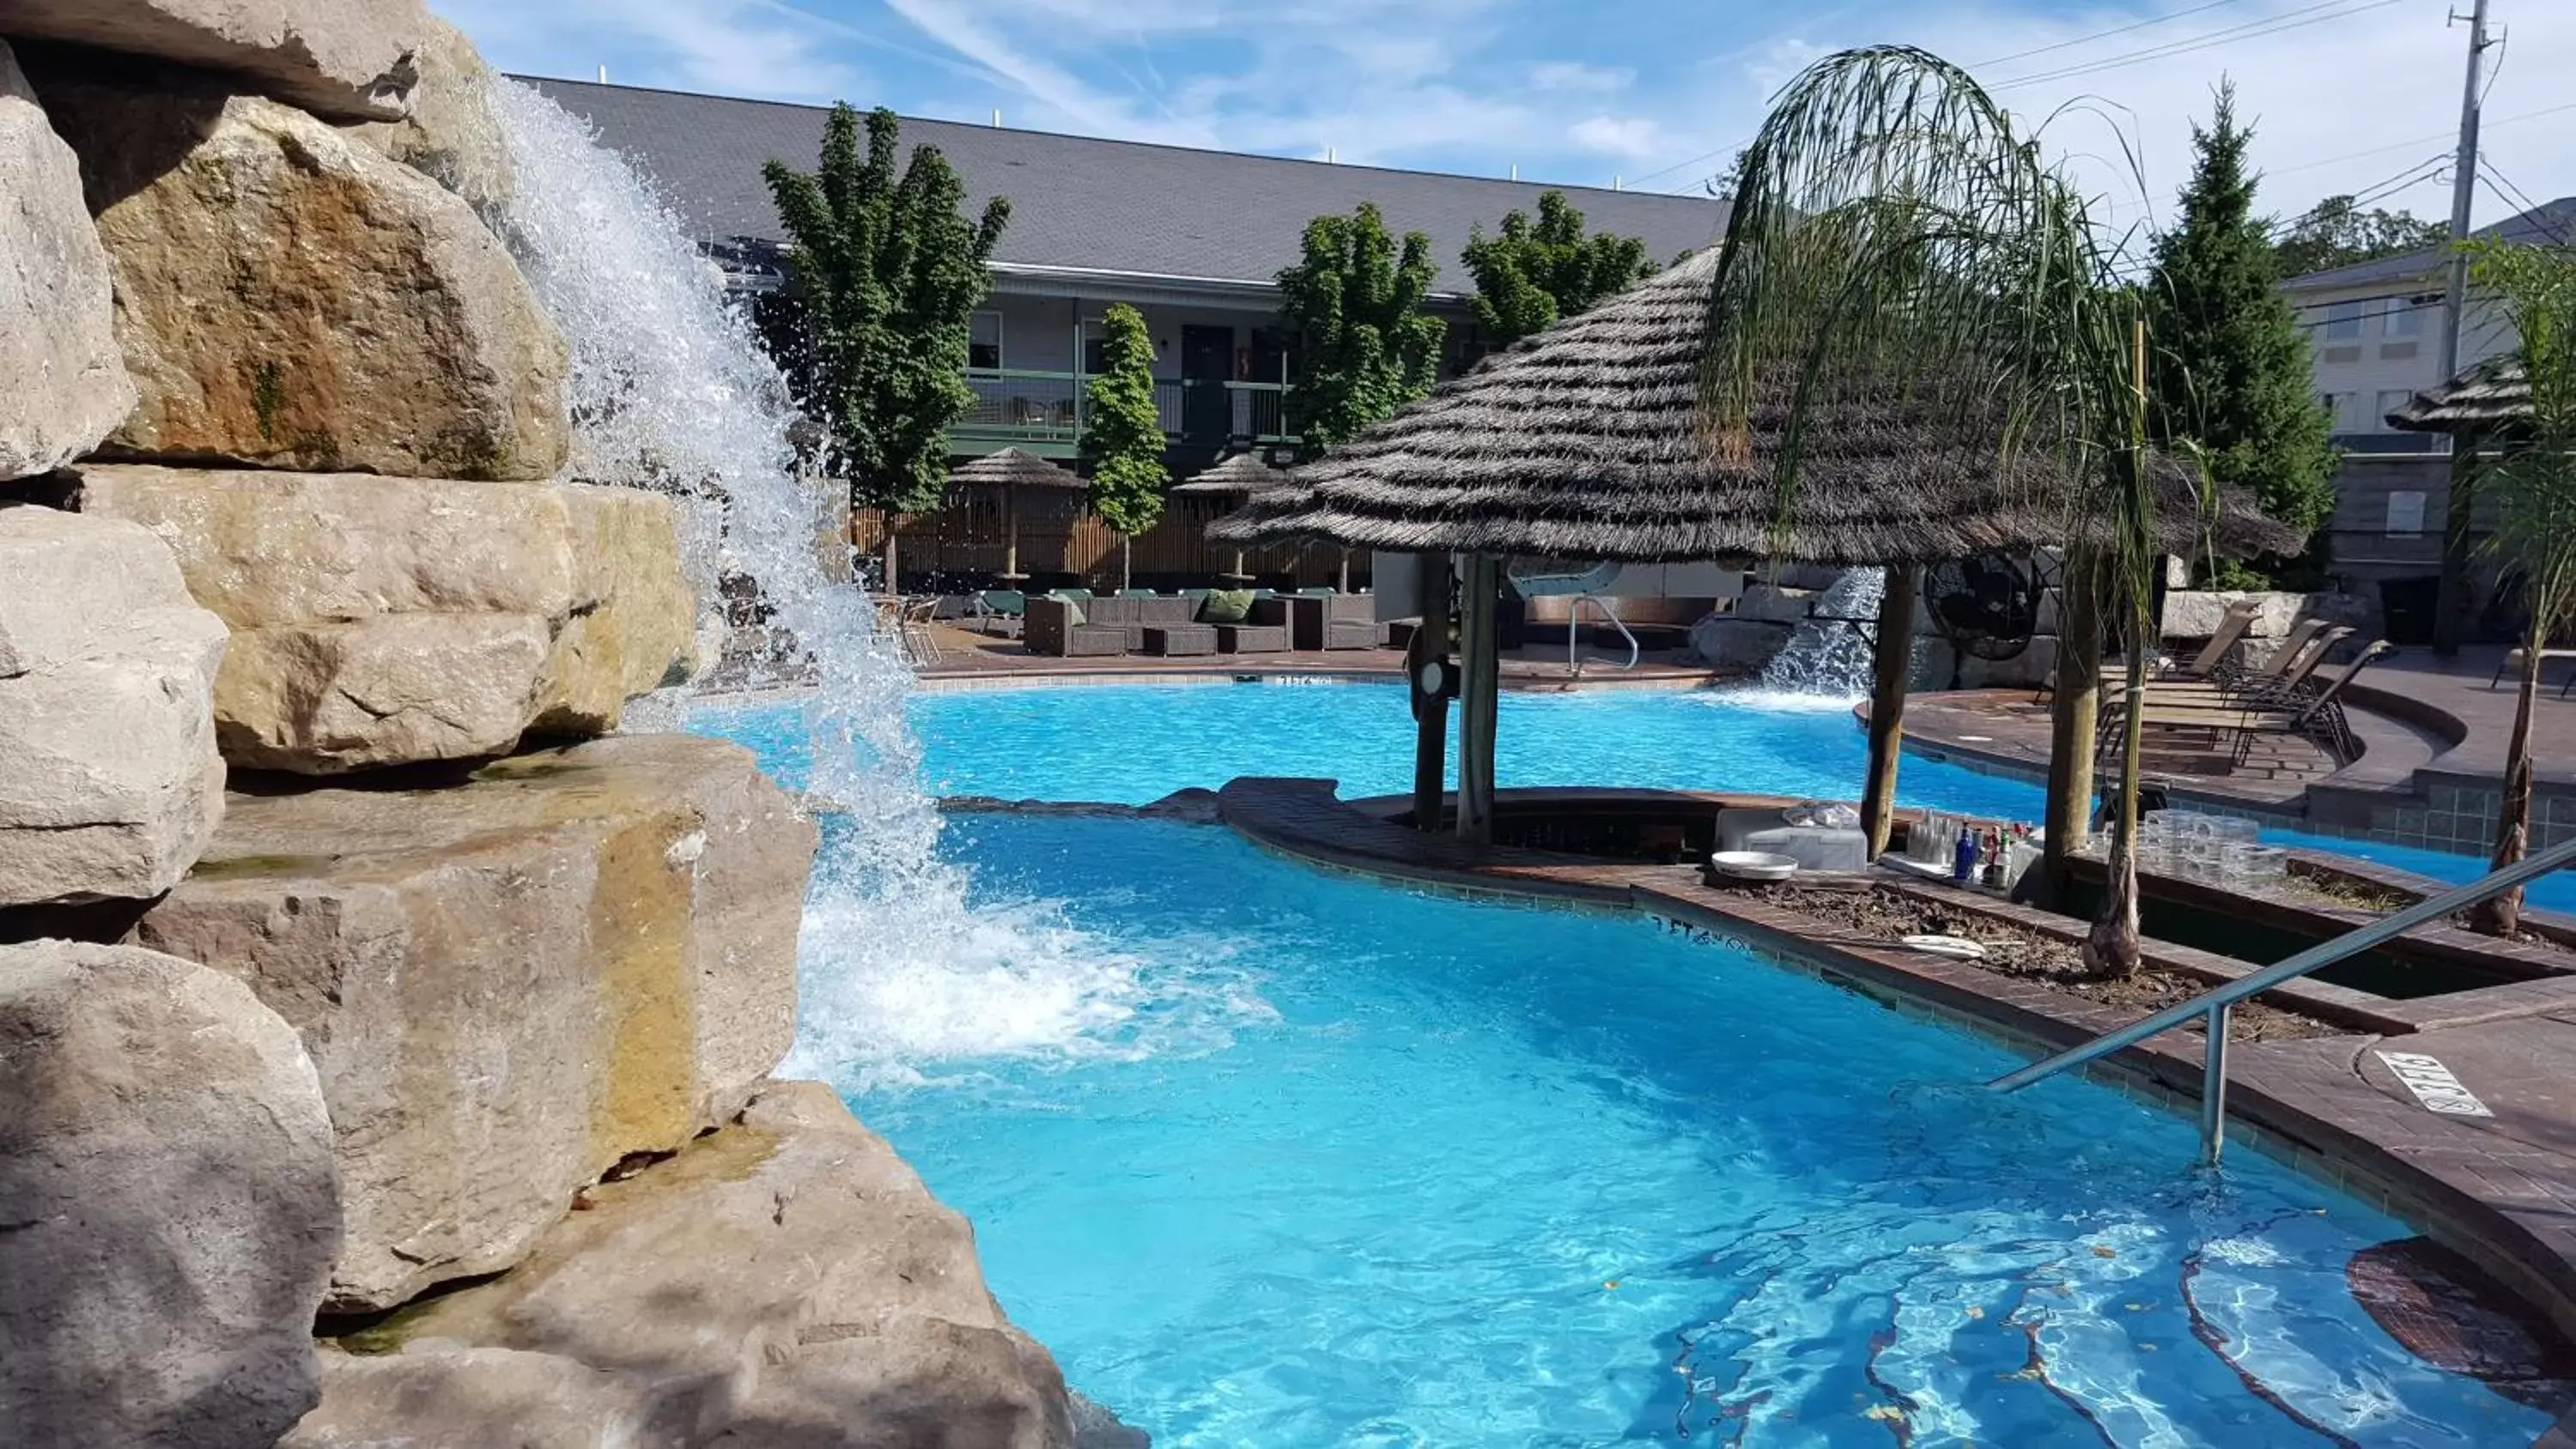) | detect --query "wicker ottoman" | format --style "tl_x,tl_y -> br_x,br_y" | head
1142,624 -> 1218,657
1216,624 -> 1289,653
